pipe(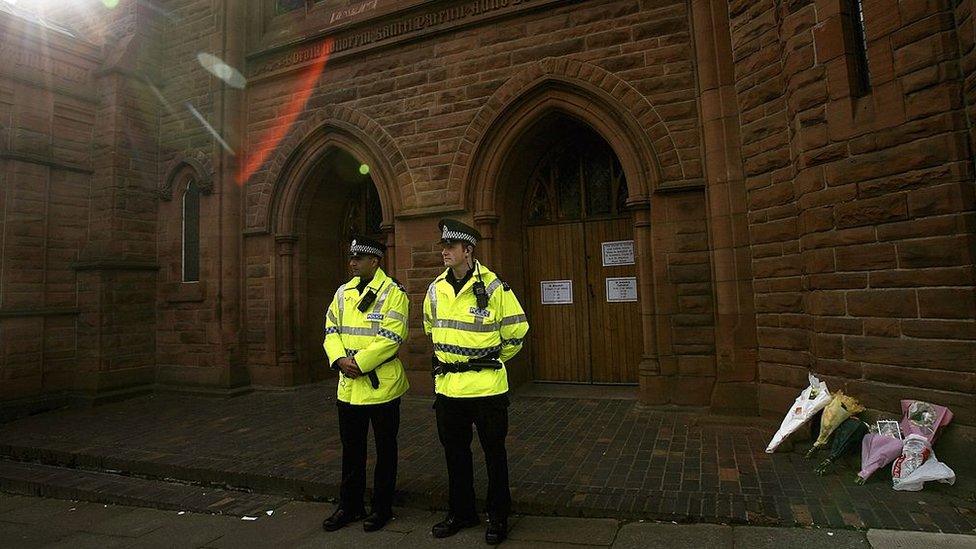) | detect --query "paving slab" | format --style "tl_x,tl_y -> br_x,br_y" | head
0,496 -> 81,524
495,543 -> 608,549
733,526 -> 869,549
866,529 -> 976,548
0,492 -> 39,514
380,506 -> 440,533
393,520 -> 490,547
612,522 -> 732,549
40,531 -> 131,549
204,501 -> 335,549
292,525 -> 411,548
0,520 -> 70,548
83,505 -> 177,537
117,512 -> 241,549
508,516 -> 620,545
